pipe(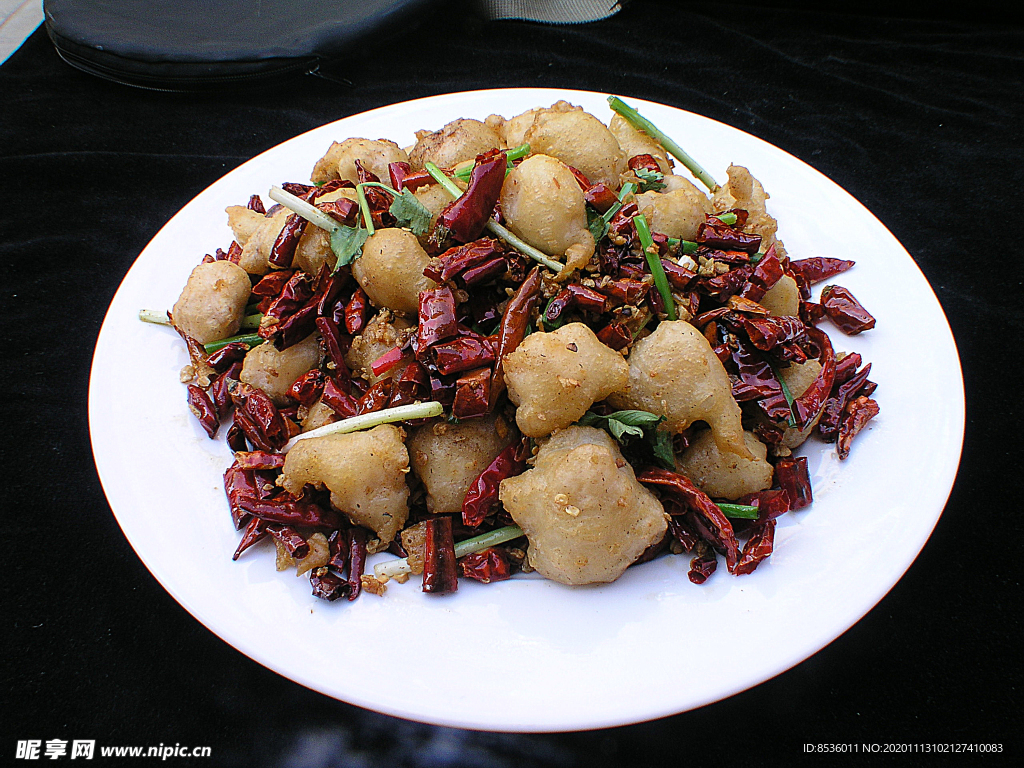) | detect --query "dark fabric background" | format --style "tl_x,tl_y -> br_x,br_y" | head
2,0 -> 1021,764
